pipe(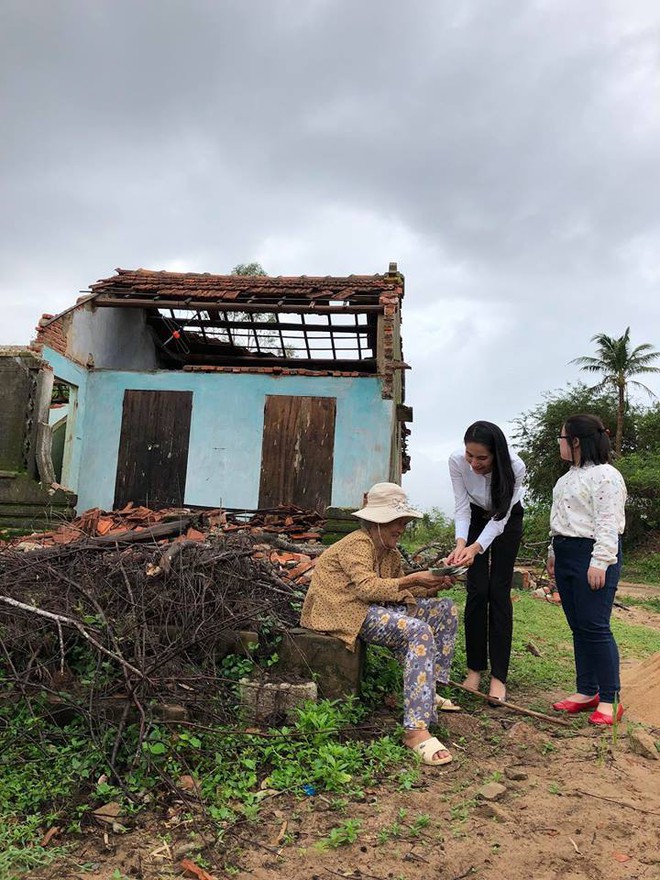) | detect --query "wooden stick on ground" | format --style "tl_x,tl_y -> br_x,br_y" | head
448,680 -> 573,728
